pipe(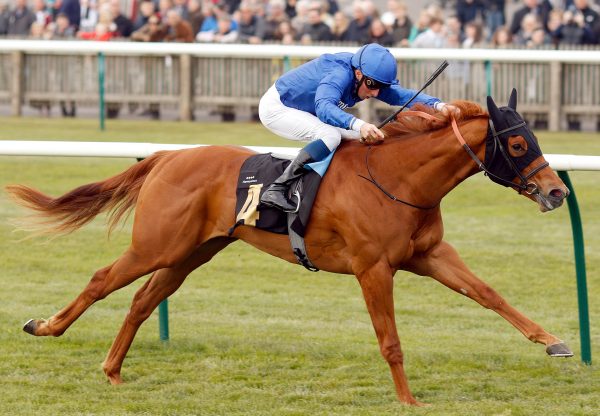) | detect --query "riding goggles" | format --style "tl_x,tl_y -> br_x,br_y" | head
364,76 -> 390,90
